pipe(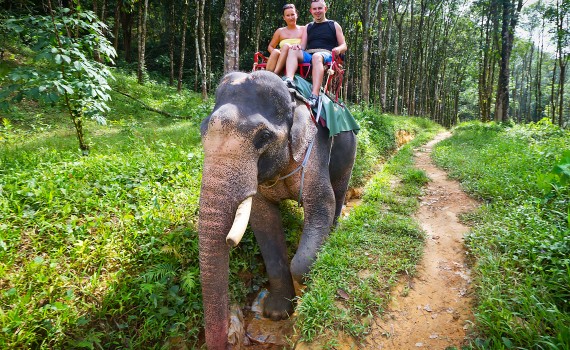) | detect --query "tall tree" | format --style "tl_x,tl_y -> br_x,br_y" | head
137,0 -> 149,84
361,0 -> 372,105
121,9 -> 134,62
167,0 -> 176,86
381,0 -> 395,111
196,0 -> 208,99
222,0 -> 240,74
547,0 -> 569,126
393,0 -> 408,115
476,0 -> 500,122
112,0 -> 121,52
178,0 -> 190,92
494,0 -> 523,122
